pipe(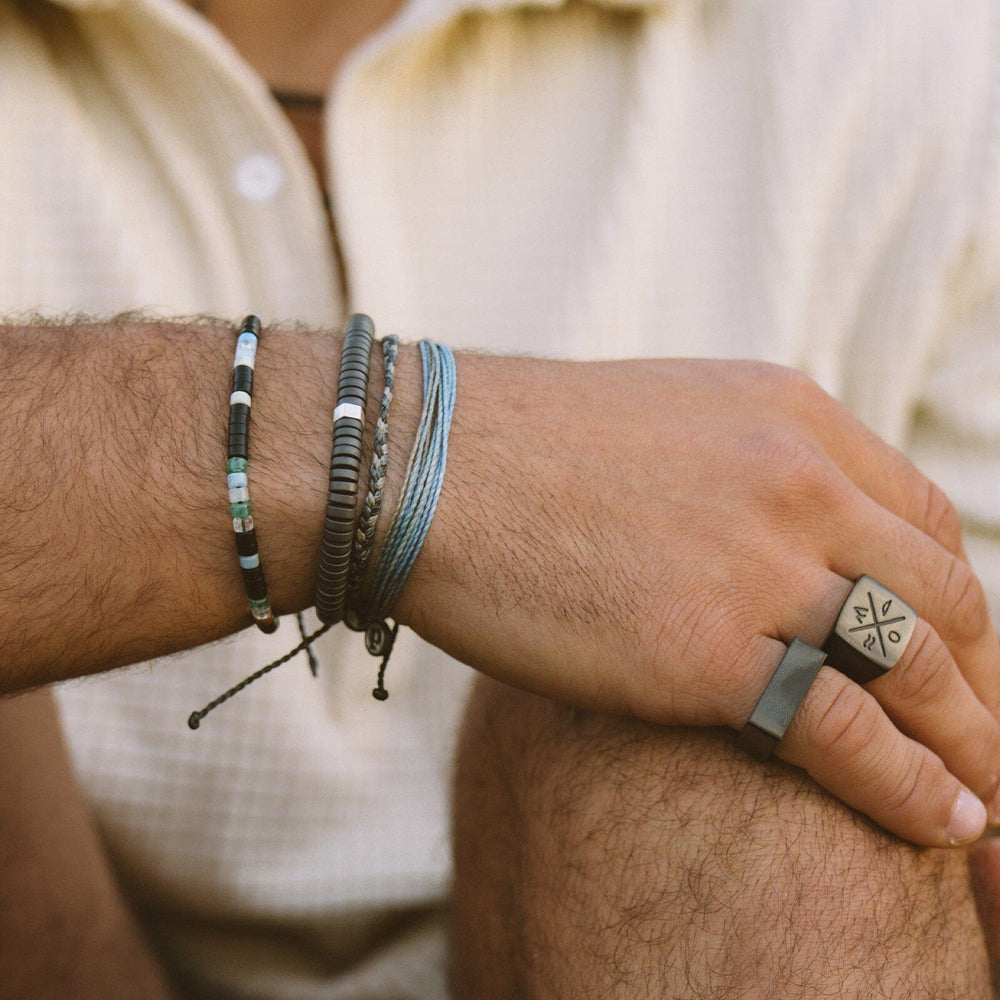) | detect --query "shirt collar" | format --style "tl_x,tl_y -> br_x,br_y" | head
48,0 -> 123,8
48,0 -> 666,15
